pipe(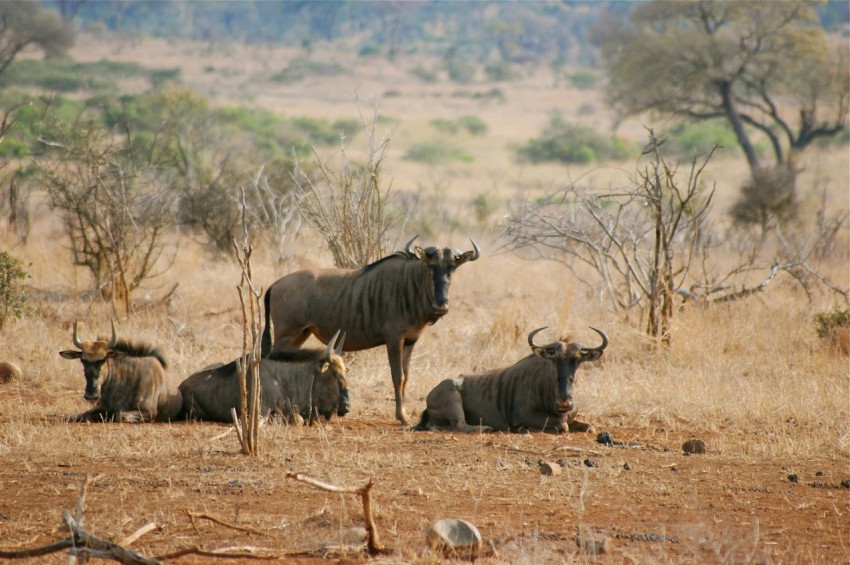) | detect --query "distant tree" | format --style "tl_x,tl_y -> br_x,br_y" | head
596,1 -> 849,228
0,2 -> 75,76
